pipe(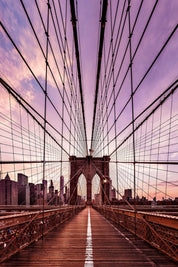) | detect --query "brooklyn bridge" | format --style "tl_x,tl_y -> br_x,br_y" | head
0,0 -> 177,266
